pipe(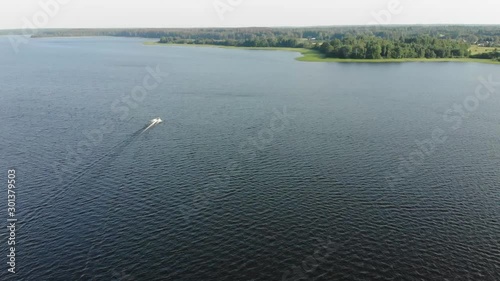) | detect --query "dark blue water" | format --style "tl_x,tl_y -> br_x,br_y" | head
1,36 -> 499,280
